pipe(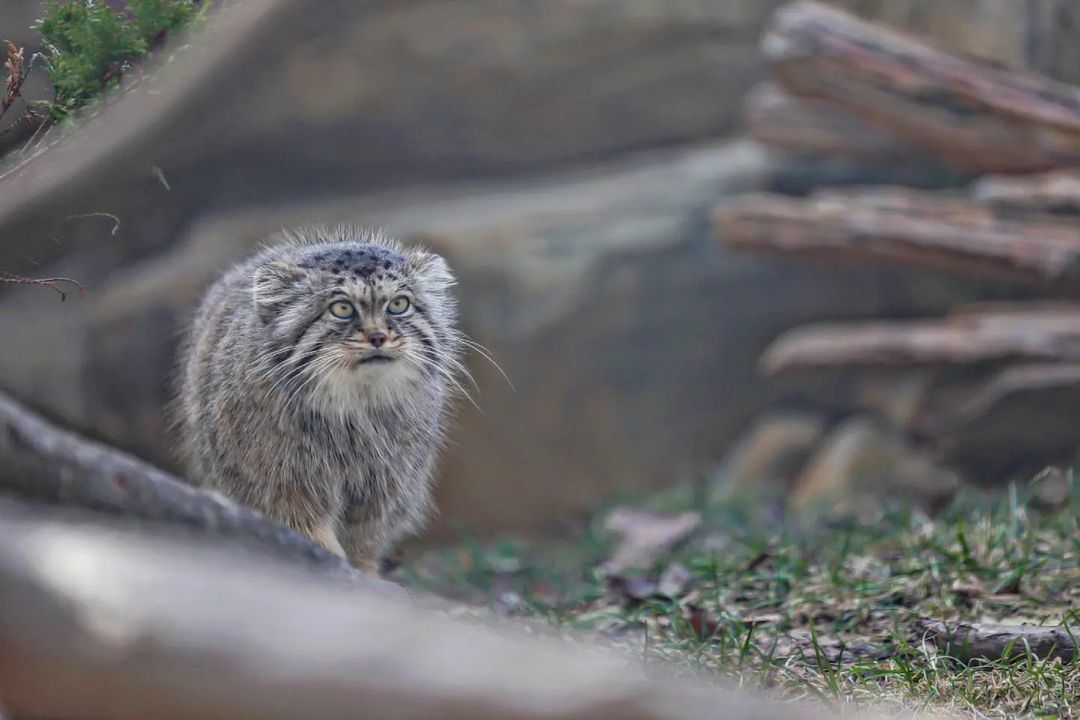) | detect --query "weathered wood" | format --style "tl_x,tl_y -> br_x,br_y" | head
0,390 -> 381,587
917,620 -> 1079,663
974,171 -> 1080,215
764,1 -> 1080,174
922,363 -> 1080,475
744,82 -> 918,160
760,309 -> 1080,375
714,189 -> 1080,286
0,503 -> 836,720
